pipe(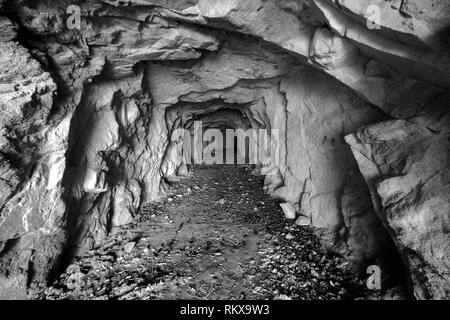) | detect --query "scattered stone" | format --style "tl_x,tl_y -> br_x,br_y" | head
65,267 -> 84,291
177,164 -> 189,177
295,215 -> 310,226
123,242 -> 136,253
279,203 -> 296,220
42,165 -> 375,301
274,294 -> 292,300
